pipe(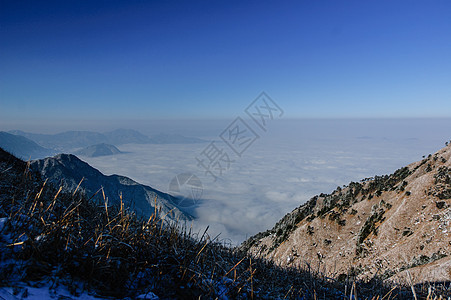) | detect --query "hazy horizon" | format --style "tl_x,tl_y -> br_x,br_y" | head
1,116 -> 450,138
7,118 -> 444,245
